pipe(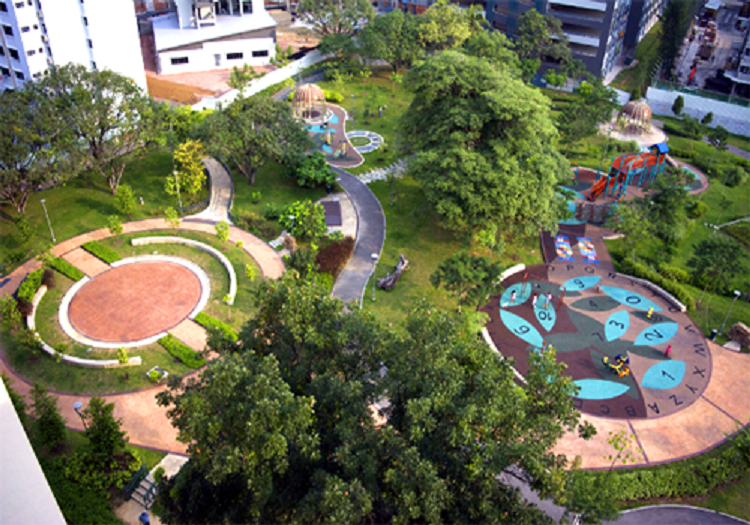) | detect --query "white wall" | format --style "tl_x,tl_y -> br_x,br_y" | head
159,36 -> 275,74
41,0 -> 90,71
